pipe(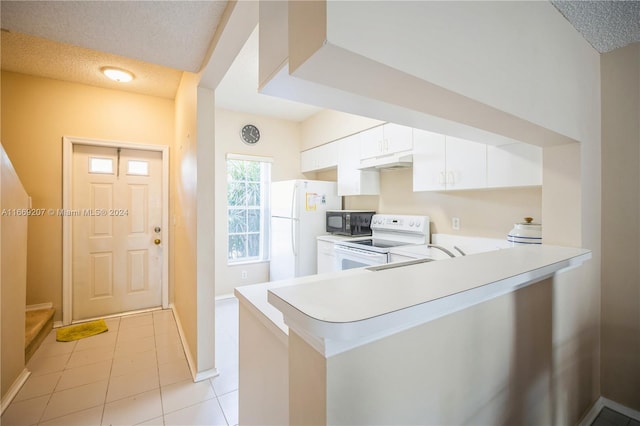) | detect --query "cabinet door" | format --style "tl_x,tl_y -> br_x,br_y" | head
445,136 -> 487,190
487,143 -> 542,188
317,240 -> 335,274
338,134 -> 380,196
359,126 -> 384,160
301,142 -> 339,173
300,149 -> 316,173
318,142 -> 339,170
413,129 -> 446,191
383,123 -> 413,154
